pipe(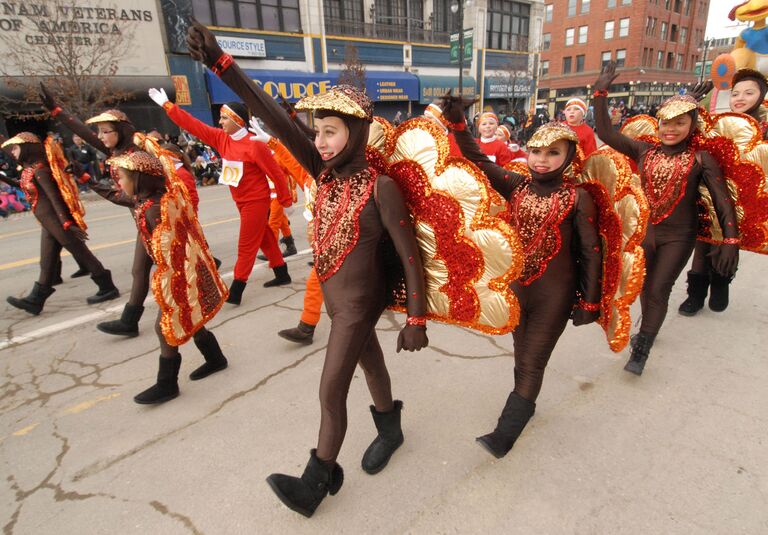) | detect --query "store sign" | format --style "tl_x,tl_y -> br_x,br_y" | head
172,75 -> 192,105
0,0 -> 167,77
484,78 -> 533,99
369,78 -> 418,102
215,36 -> 266,58
419,75 -> 475,104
